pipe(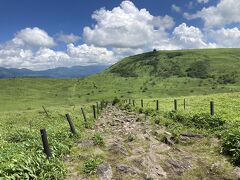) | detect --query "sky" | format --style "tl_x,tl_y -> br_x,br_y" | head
0,0 -> 240,70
